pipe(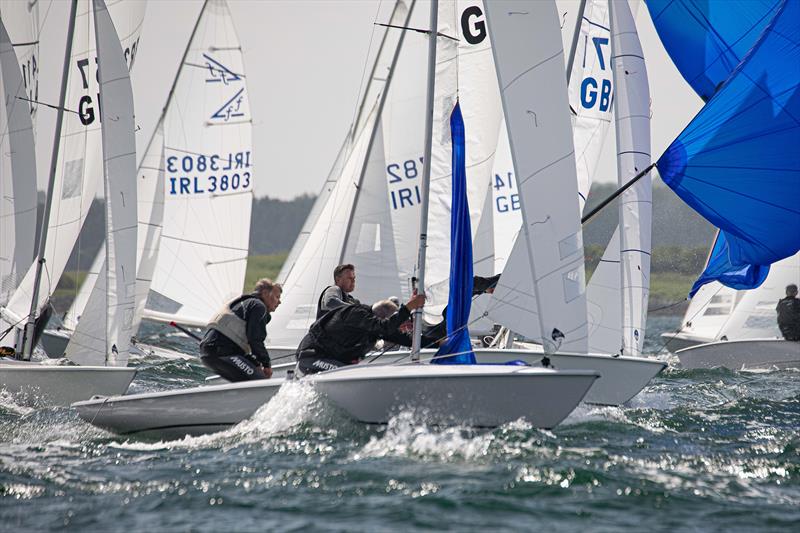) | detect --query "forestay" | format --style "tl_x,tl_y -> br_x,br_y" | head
0,19 -> 37,307
65,0 -> 138,367
485,0 -> 588,354
1,0 -> 144,344
145,0 -> 253,327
